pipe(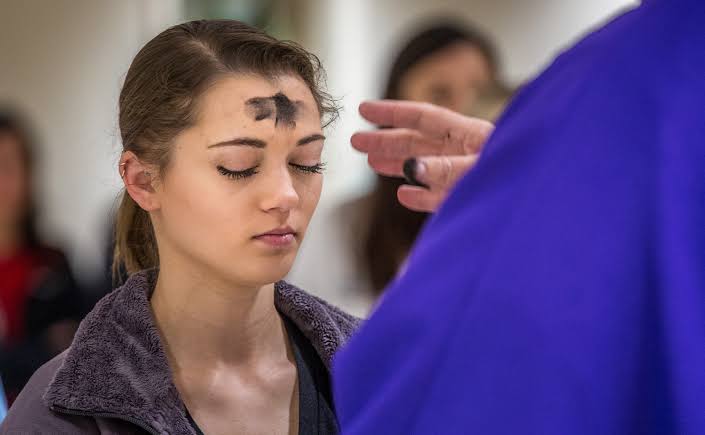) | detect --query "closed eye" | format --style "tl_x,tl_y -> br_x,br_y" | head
217,163 -> 325,180
217,165 -> 259,179
290,162 -> 326,174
